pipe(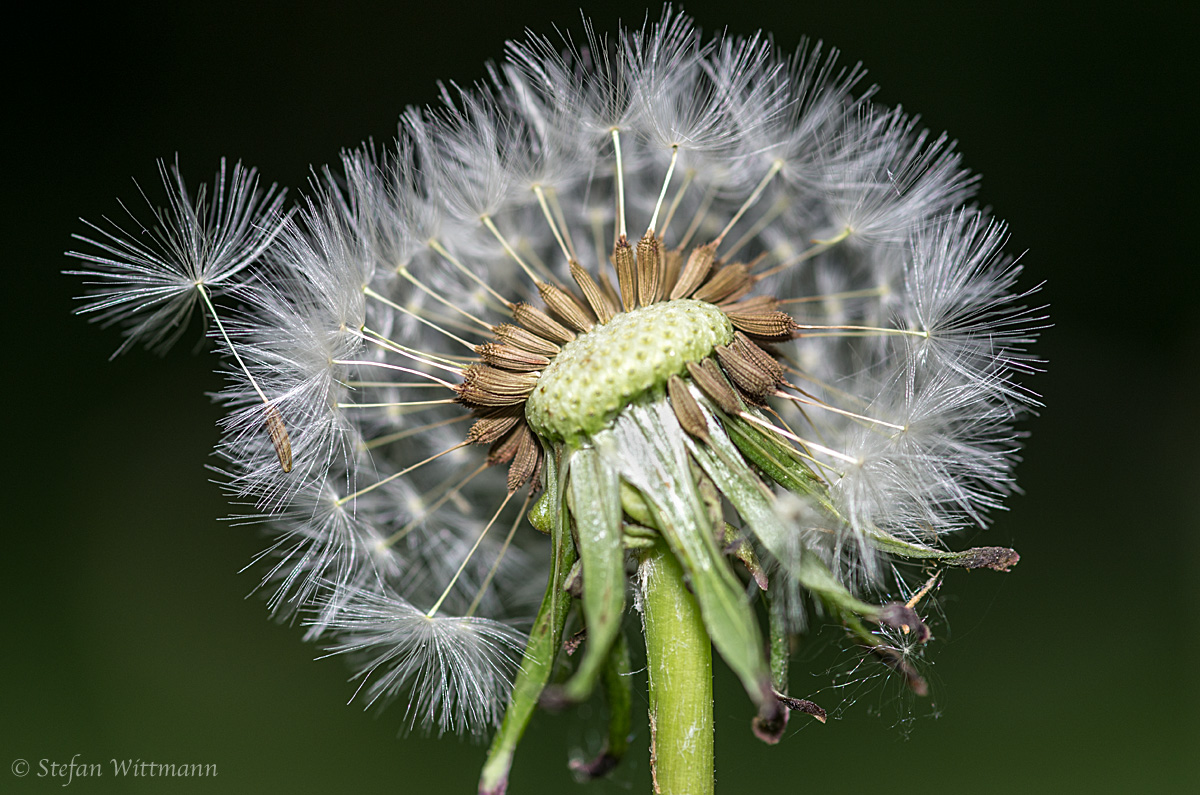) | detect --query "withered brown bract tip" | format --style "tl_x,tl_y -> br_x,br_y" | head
878,604 -> 932,644
952,546 -> 1021,571
569,751 -> 622,781
775,691 -> 827,723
